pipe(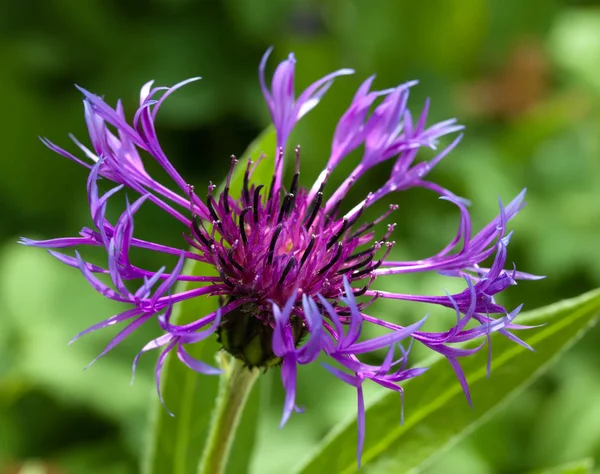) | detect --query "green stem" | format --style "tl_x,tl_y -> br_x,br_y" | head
198,354 -> 259,474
